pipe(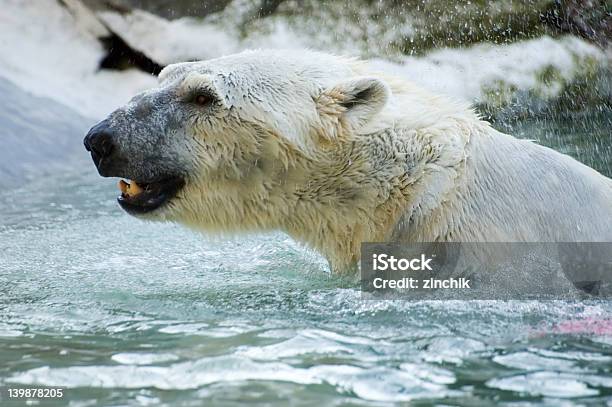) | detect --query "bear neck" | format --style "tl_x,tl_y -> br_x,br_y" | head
277,118 -> 475,273
177,117 -> 477,273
